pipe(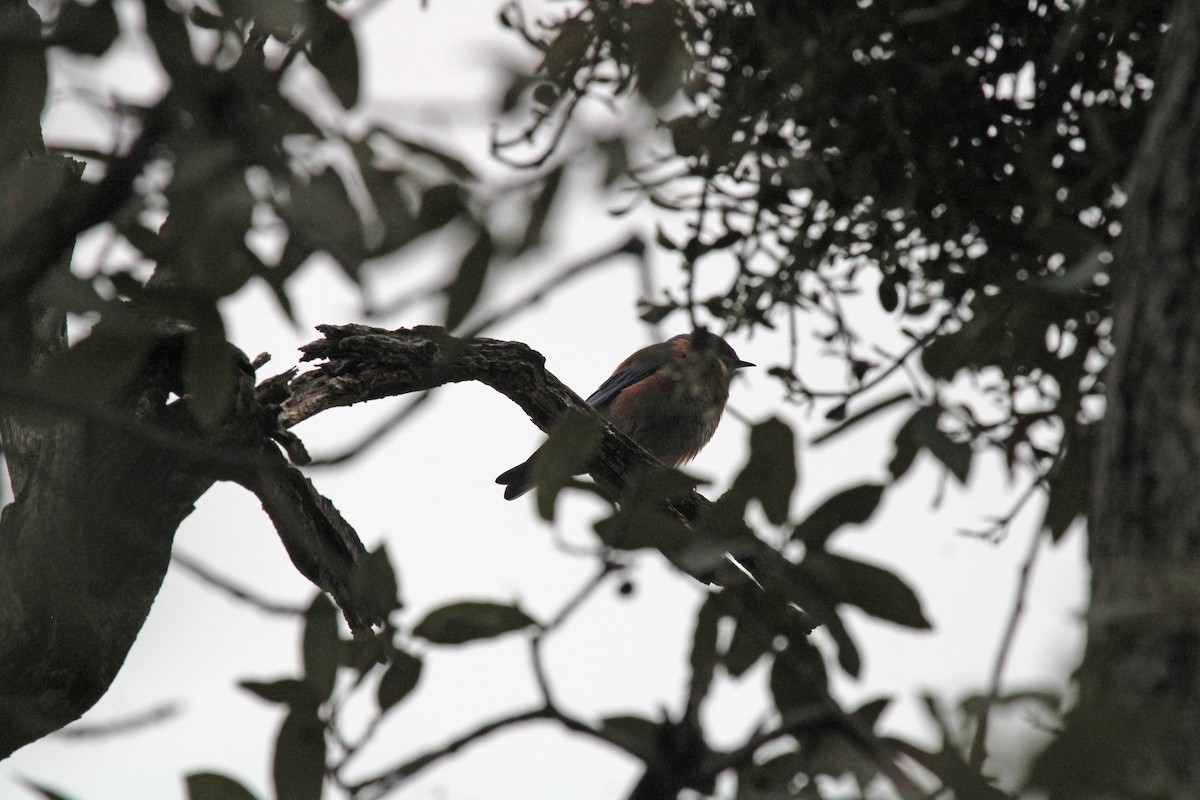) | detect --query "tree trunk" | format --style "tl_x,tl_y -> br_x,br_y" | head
1040,0 -> 1200,795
